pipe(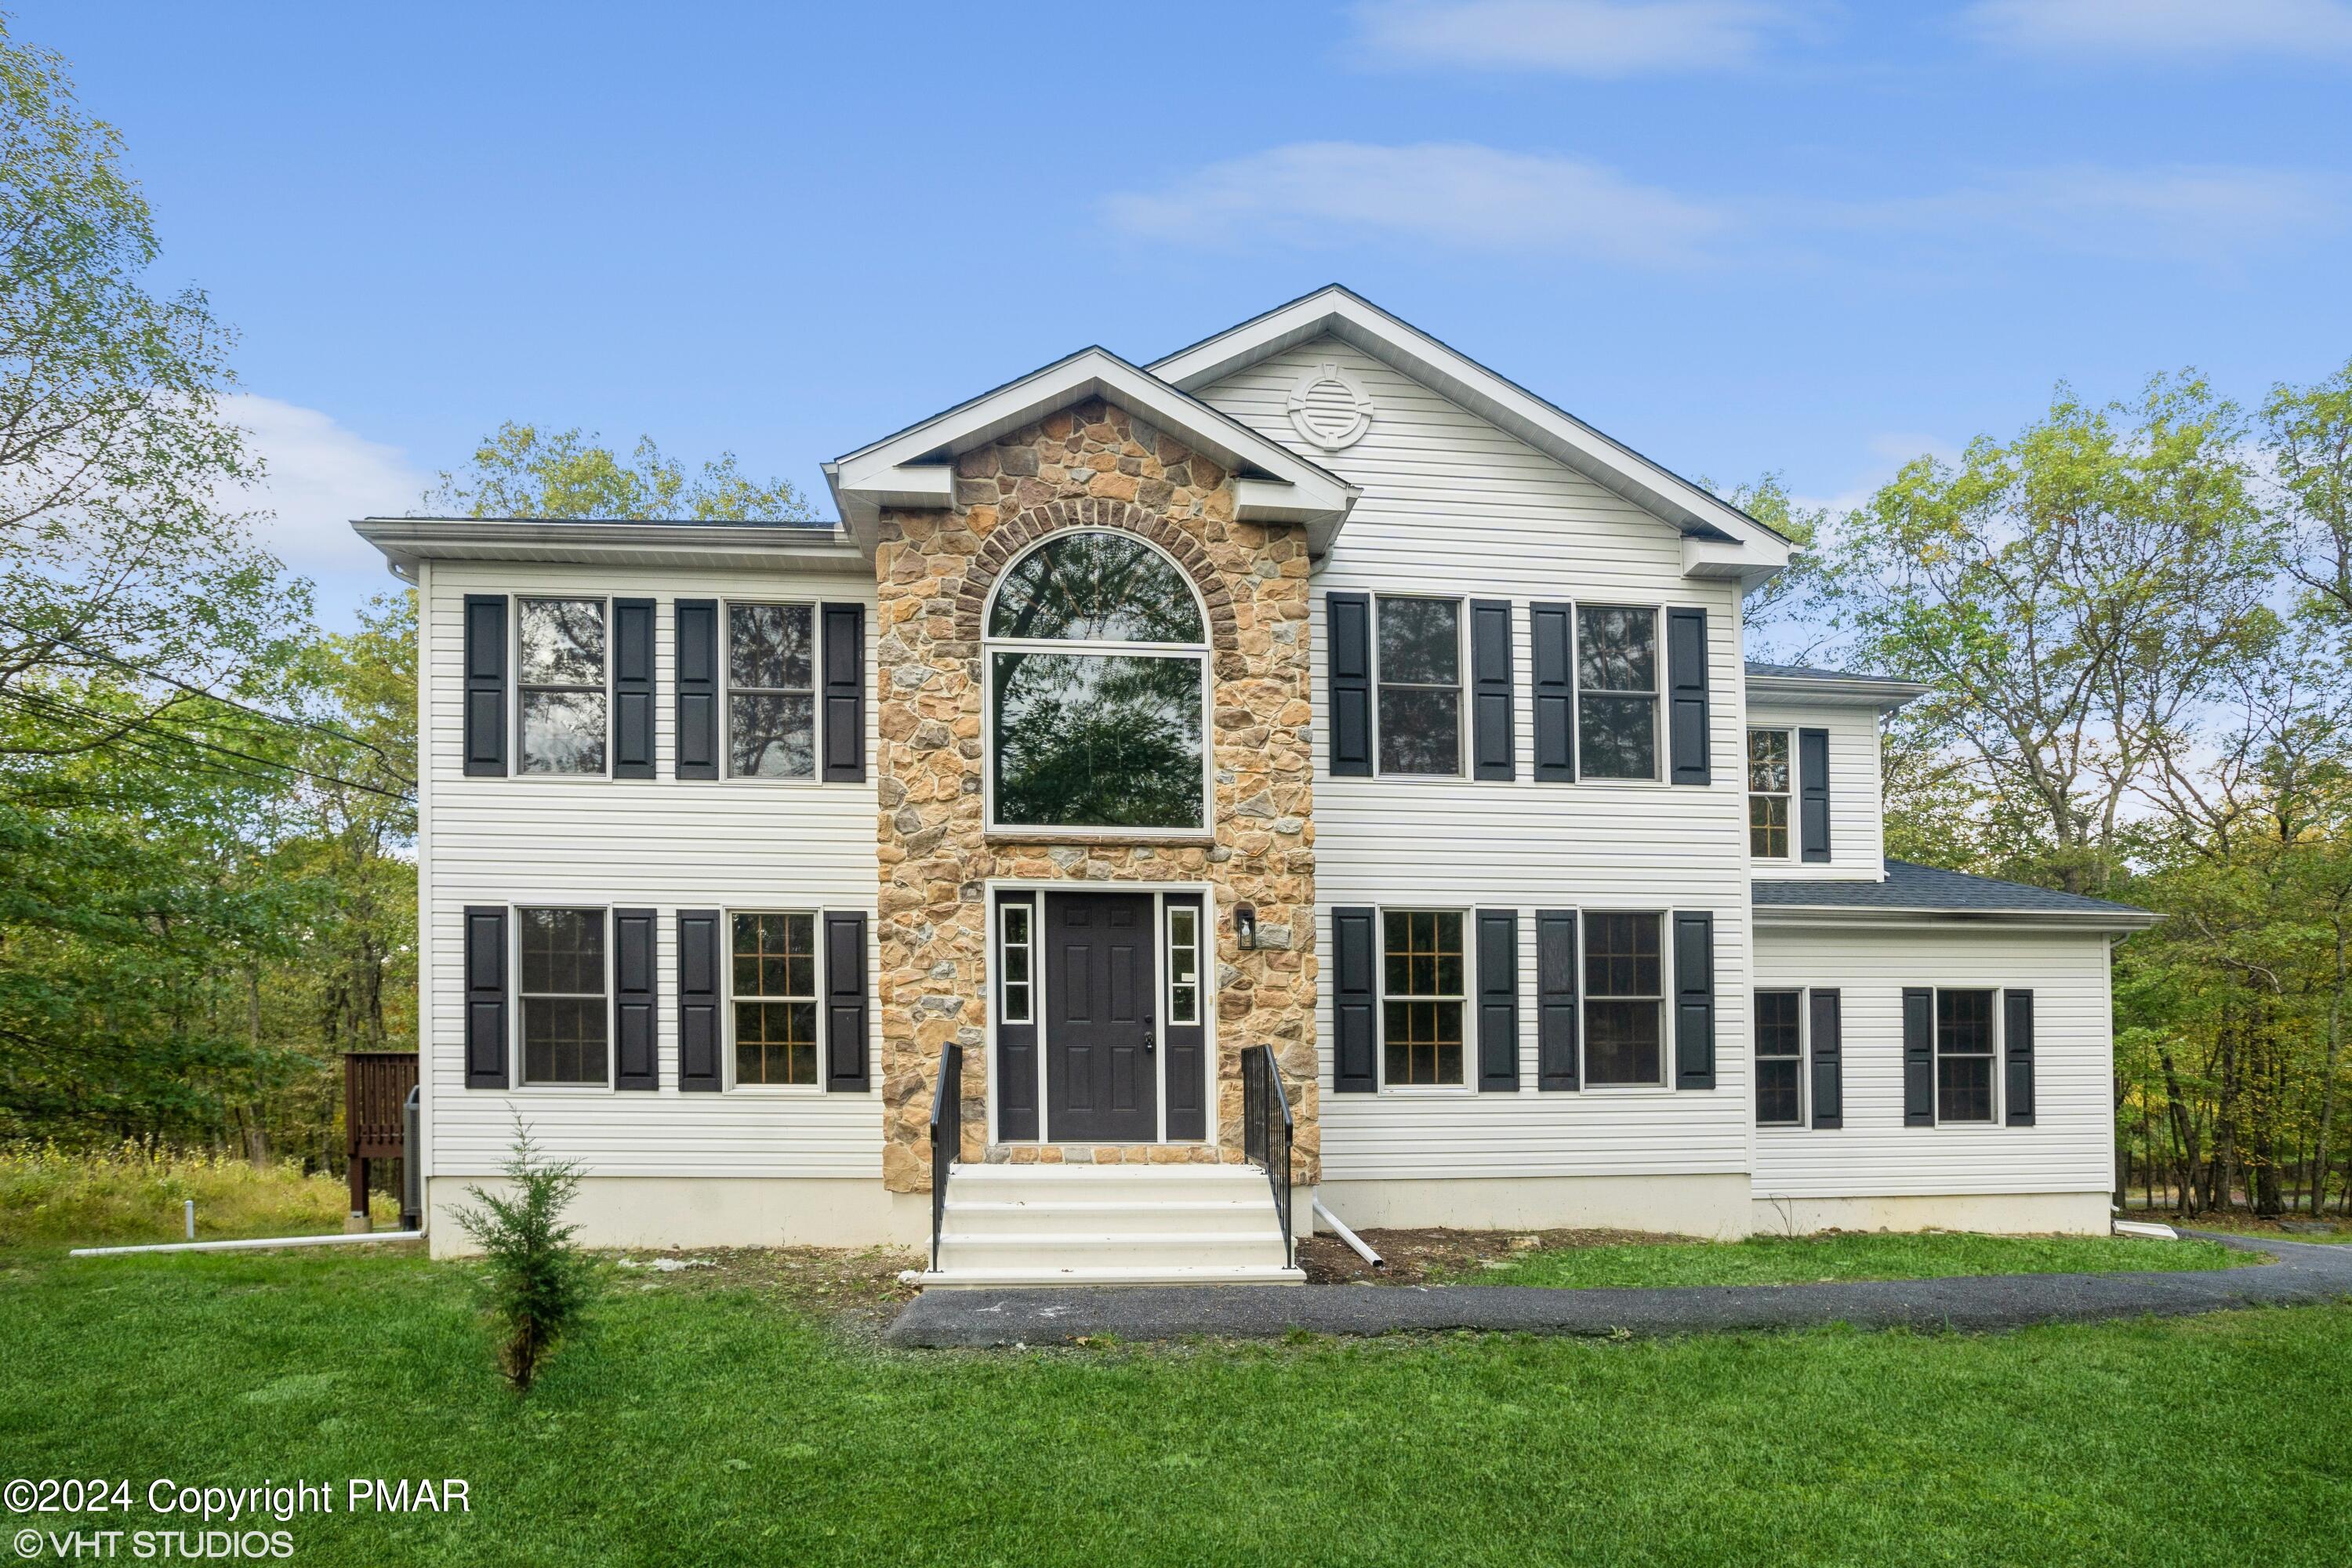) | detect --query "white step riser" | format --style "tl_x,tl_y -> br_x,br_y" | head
918,1264 -> 1306,1290
949,1173 -> 1272,1207
938,1234 -> 1290,1271
942,1200 -> 1276,1236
